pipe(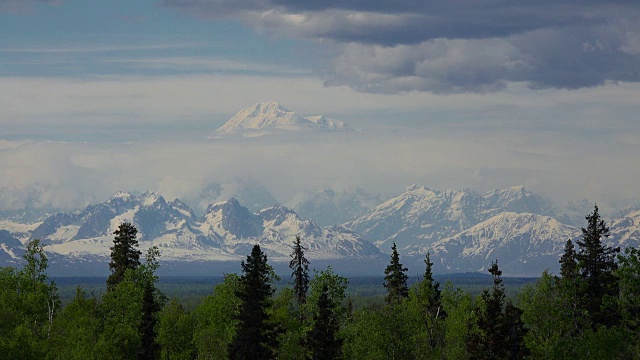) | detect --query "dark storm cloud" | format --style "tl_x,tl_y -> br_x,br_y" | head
162,0 -> 640,93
